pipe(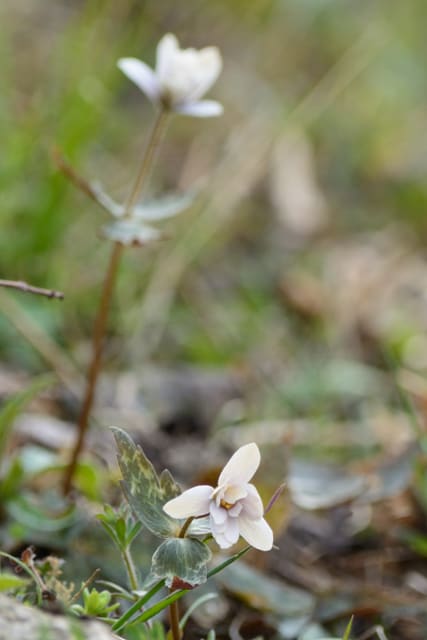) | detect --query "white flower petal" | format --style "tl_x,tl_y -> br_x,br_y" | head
211,515 -> 239,548
185,47 -> 222,101
219,443 -> 260,487
228,502 -> 243,517
213,531 -> 232,549
156,33 -> 179,82
223,517 -> 240,545
118,58 -> 160,103
175,100 -> 223,117
163,485 -> 212,519
238,516 -> 273,551
241,484 -> 264,519
223,483 -> 248,504
210,502 -> 227,525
